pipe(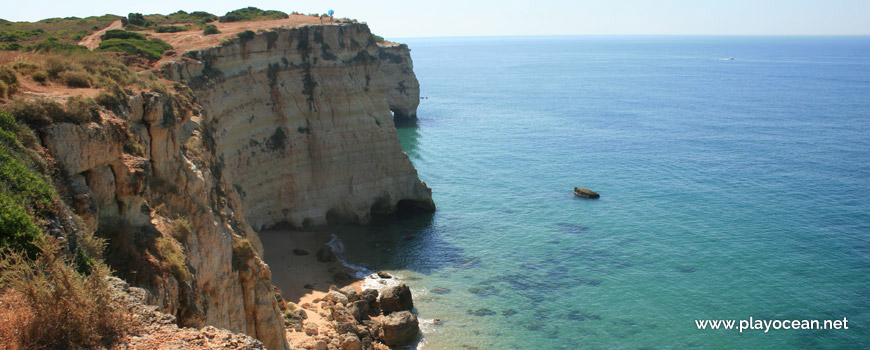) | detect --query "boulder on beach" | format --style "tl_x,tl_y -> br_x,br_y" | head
377,311 -> 419,346
574,187 -> 600,199
379,283 -> 413,314
316,246 -> 337,262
